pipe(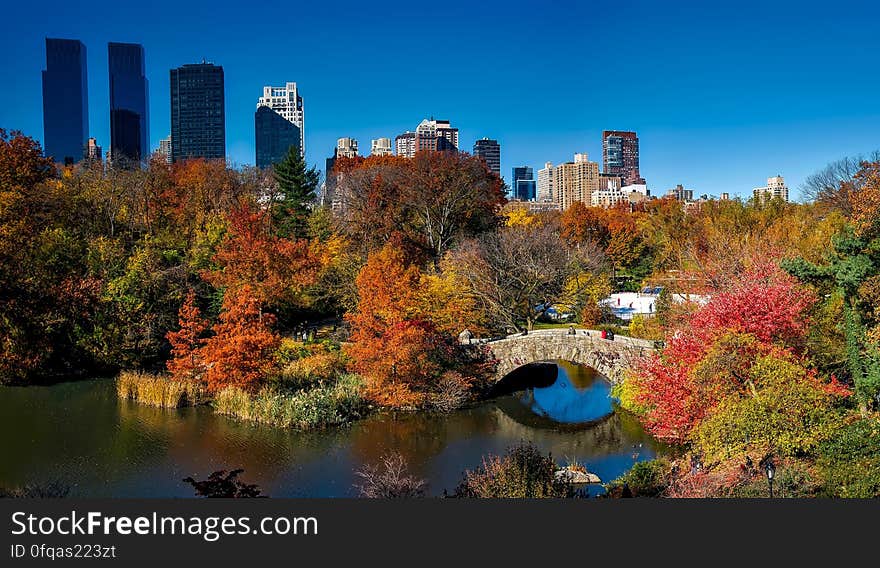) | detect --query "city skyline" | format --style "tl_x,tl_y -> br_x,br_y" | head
5,0 -> 880,198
